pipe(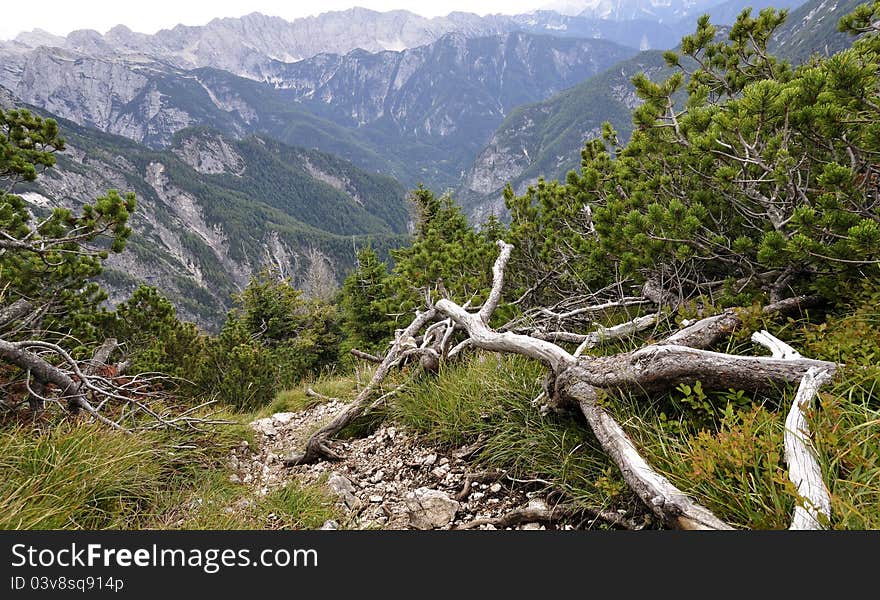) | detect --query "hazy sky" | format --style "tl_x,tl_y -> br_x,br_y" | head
1,1 -> 553,40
